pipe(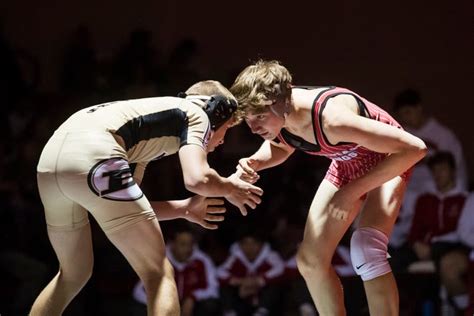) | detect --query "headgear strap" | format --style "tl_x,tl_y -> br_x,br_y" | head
178,93 -> 237,130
